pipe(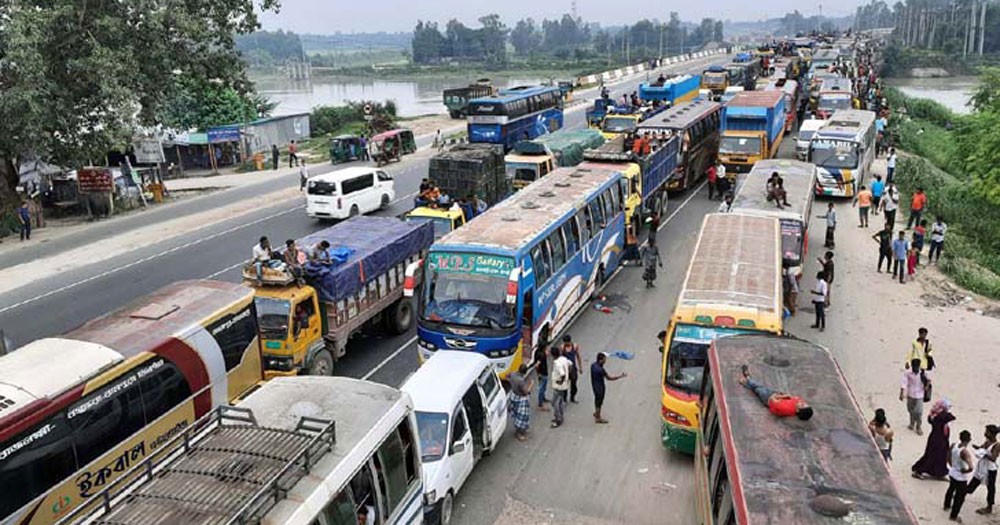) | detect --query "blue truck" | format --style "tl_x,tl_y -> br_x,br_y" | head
639,74 -> 702,106
581,132 -> 680,225
718,90 -> 787,173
